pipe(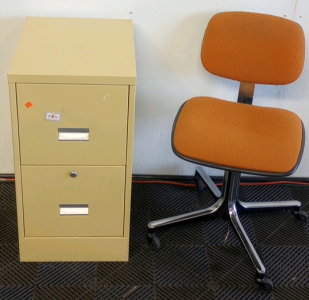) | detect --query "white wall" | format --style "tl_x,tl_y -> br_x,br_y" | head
1,0 -> 308,177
